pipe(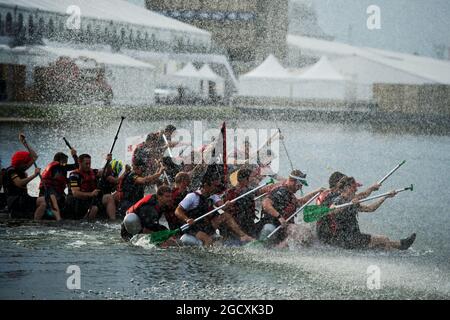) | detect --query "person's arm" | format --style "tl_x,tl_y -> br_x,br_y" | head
135,163 -> 165,185
359,190 -> 397,213
12,168 -> 40,188
355,183 -> 381,200
19,133 -> 38,162
71,186 -> 100,200
175,205 -> 194,225
262,197 -> 286,225
65,149 -> 79,171
297,188 -> 325,206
